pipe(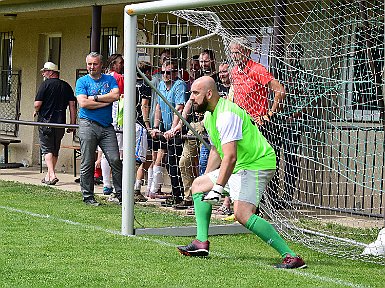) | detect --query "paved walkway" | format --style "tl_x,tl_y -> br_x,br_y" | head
0,166 -> 87,194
